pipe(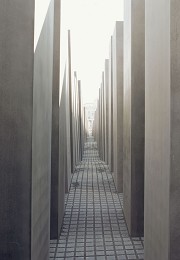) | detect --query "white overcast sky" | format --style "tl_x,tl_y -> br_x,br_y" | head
61,0 -> 124,104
